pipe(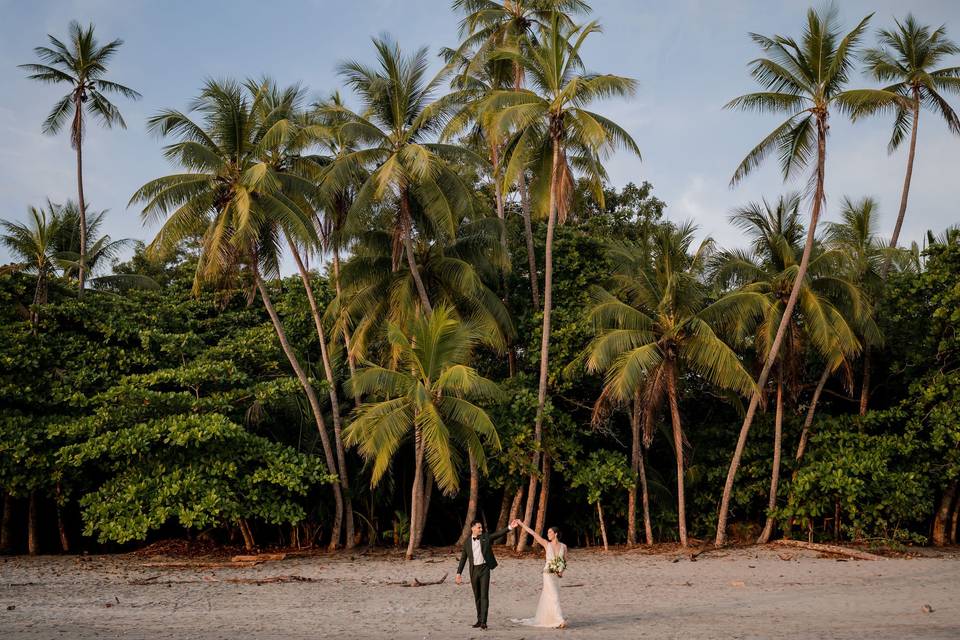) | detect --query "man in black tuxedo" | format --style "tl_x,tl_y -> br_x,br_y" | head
455,519 -> 516,630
